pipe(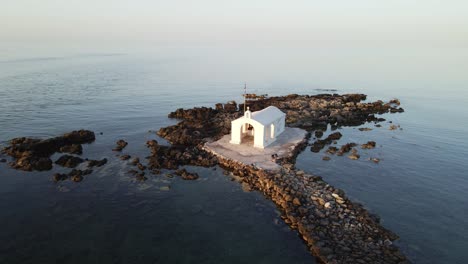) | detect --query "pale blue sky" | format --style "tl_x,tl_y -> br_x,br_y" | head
1,0 -> 467,51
